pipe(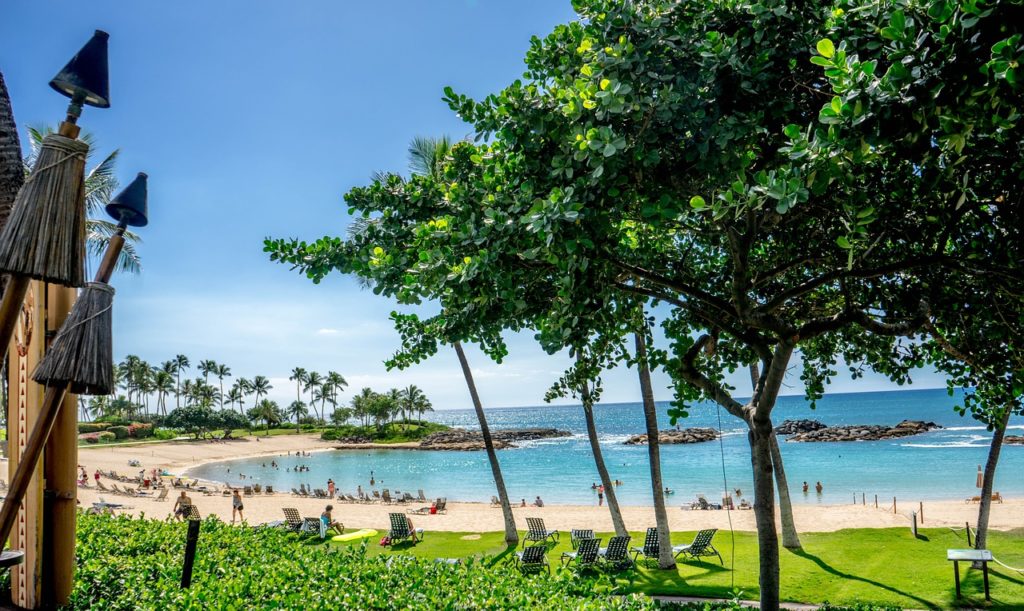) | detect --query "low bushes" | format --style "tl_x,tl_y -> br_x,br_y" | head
96,431 -> 116,443
107,426 -> 130,440
79,433 -> 100,444
128,423 -> 154,439
69,514 -> 653,610
153,429 -> 176,440
78,422 -> 107,434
